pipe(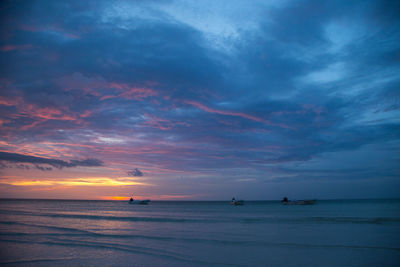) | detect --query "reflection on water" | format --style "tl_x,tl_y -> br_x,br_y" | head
0,199 -> 399,266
